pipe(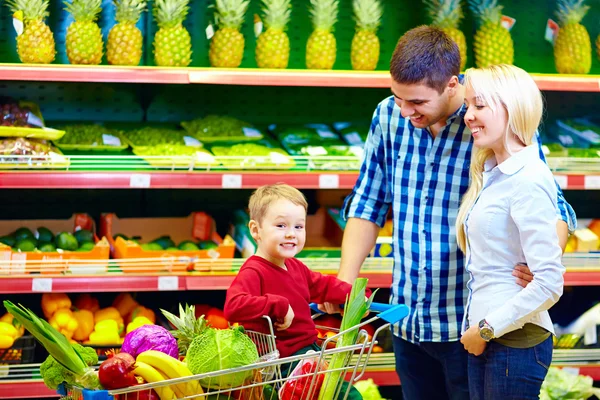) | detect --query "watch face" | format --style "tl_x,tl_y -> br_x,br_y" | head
480,327 -> 494,341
